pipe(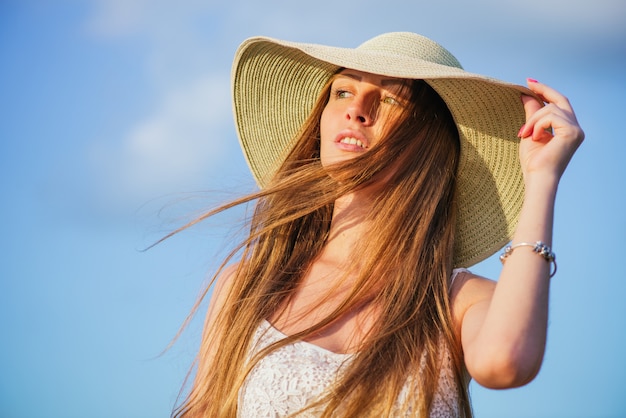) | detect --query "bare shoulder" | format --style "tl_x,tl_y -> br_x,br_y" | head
194,262 -> 240,378
214,263 -> 239,295
449,270 -> 496,335
204,262 -> 240,324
